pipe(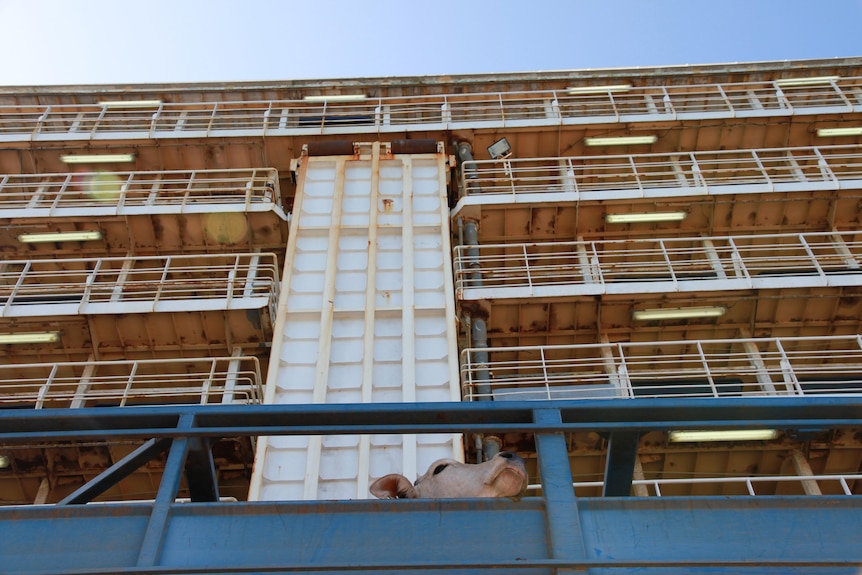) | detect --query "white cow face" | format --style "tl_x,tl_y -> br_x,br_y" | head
370,451 -> 528,500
